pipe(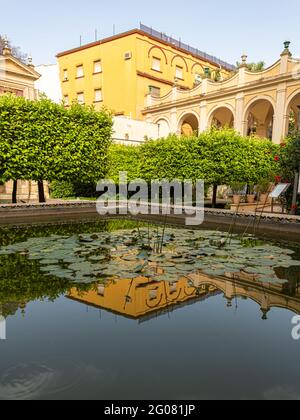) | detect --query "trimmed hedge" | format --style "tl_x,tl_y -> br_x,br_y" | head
279,133 -> 300,214
109,129 -> 280,186
0,95 -> 113,202
108,144 -> 141,182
